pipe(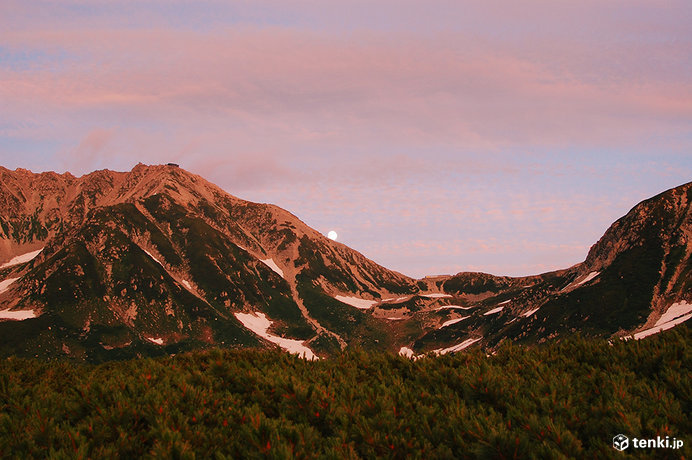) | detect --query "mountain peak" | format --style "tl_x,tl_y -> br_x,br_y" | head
0,163 -> 418,359
584,181 -> 692,272
0,166 -> 690,361
105,162 -> 239,212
